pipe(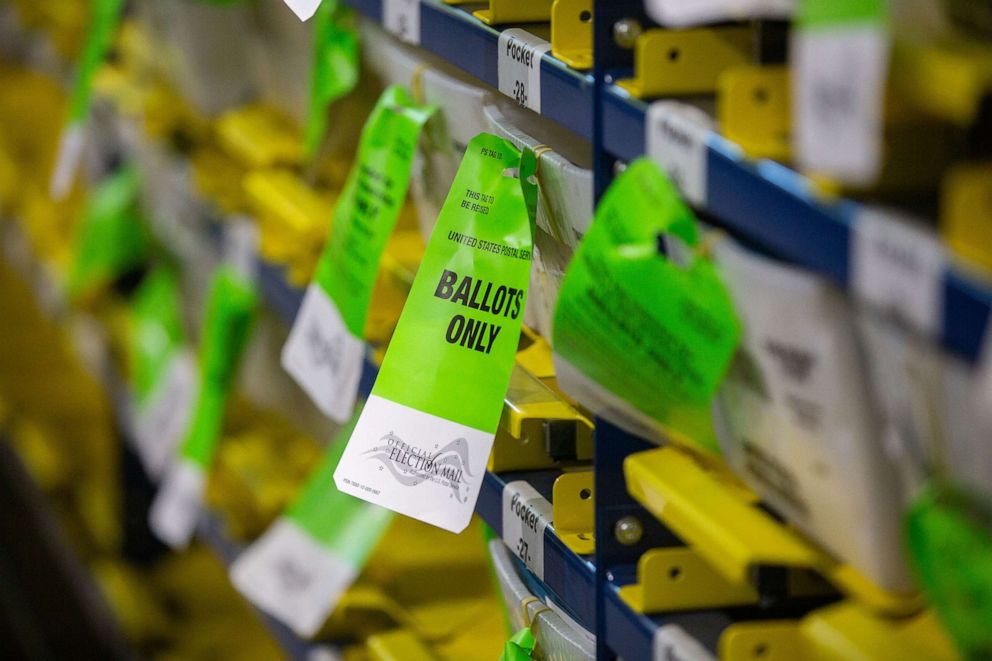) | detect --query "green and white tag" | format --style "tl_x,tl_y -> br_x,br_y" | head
283,86 -> 434,423
67,165 -> 147,301
150,267 -> 258,549
230,408 -> 392,637
128,268 -> 197,480
333,133 -> 535,533
51,0 -> 125,199
305,0 -> 359,160
794,0 -> 888,184
552,159 -> 740,454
